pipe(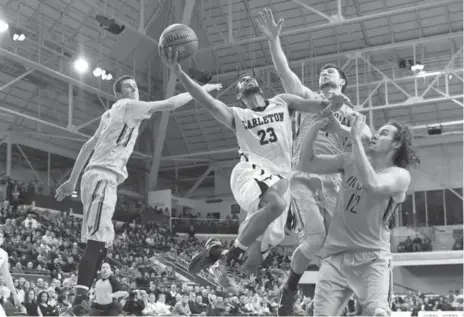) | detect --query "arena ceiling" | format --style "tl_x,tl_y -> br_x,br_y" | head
0,0 -> 462,196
